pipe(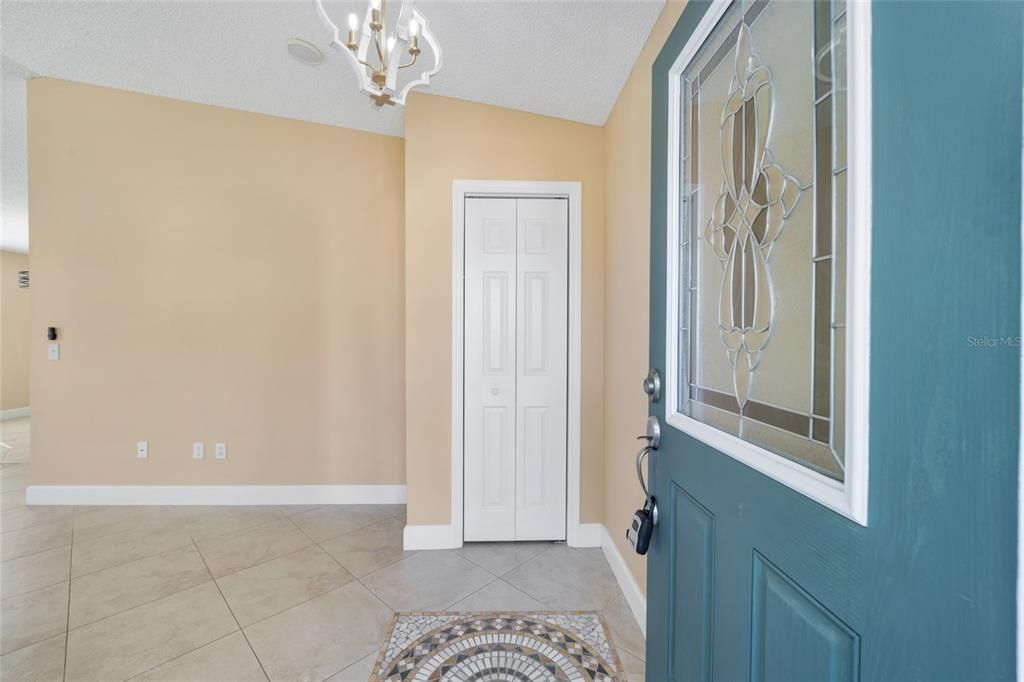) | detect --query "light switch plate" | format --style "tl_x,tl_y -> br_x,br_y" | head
137,441 -> 148,459
47,343 -> 60,360
215,443 -> 227,460
192,443 -> 204,460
